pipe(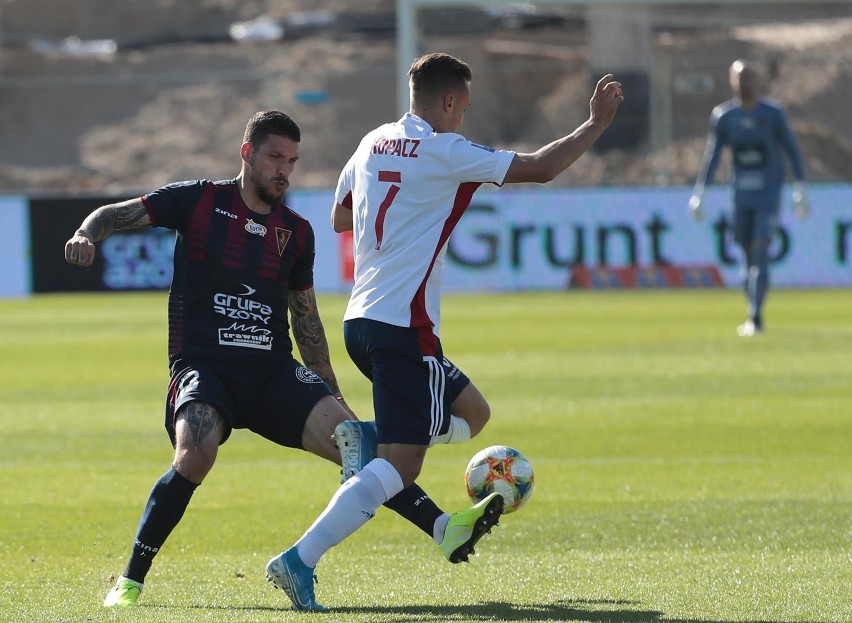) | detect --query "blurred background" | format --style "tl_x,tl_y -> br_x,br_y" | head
2,0 -> 851,196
